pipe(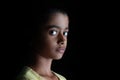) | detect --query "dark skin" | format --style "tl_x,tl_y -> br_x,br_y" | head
30,12 -> 69,80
